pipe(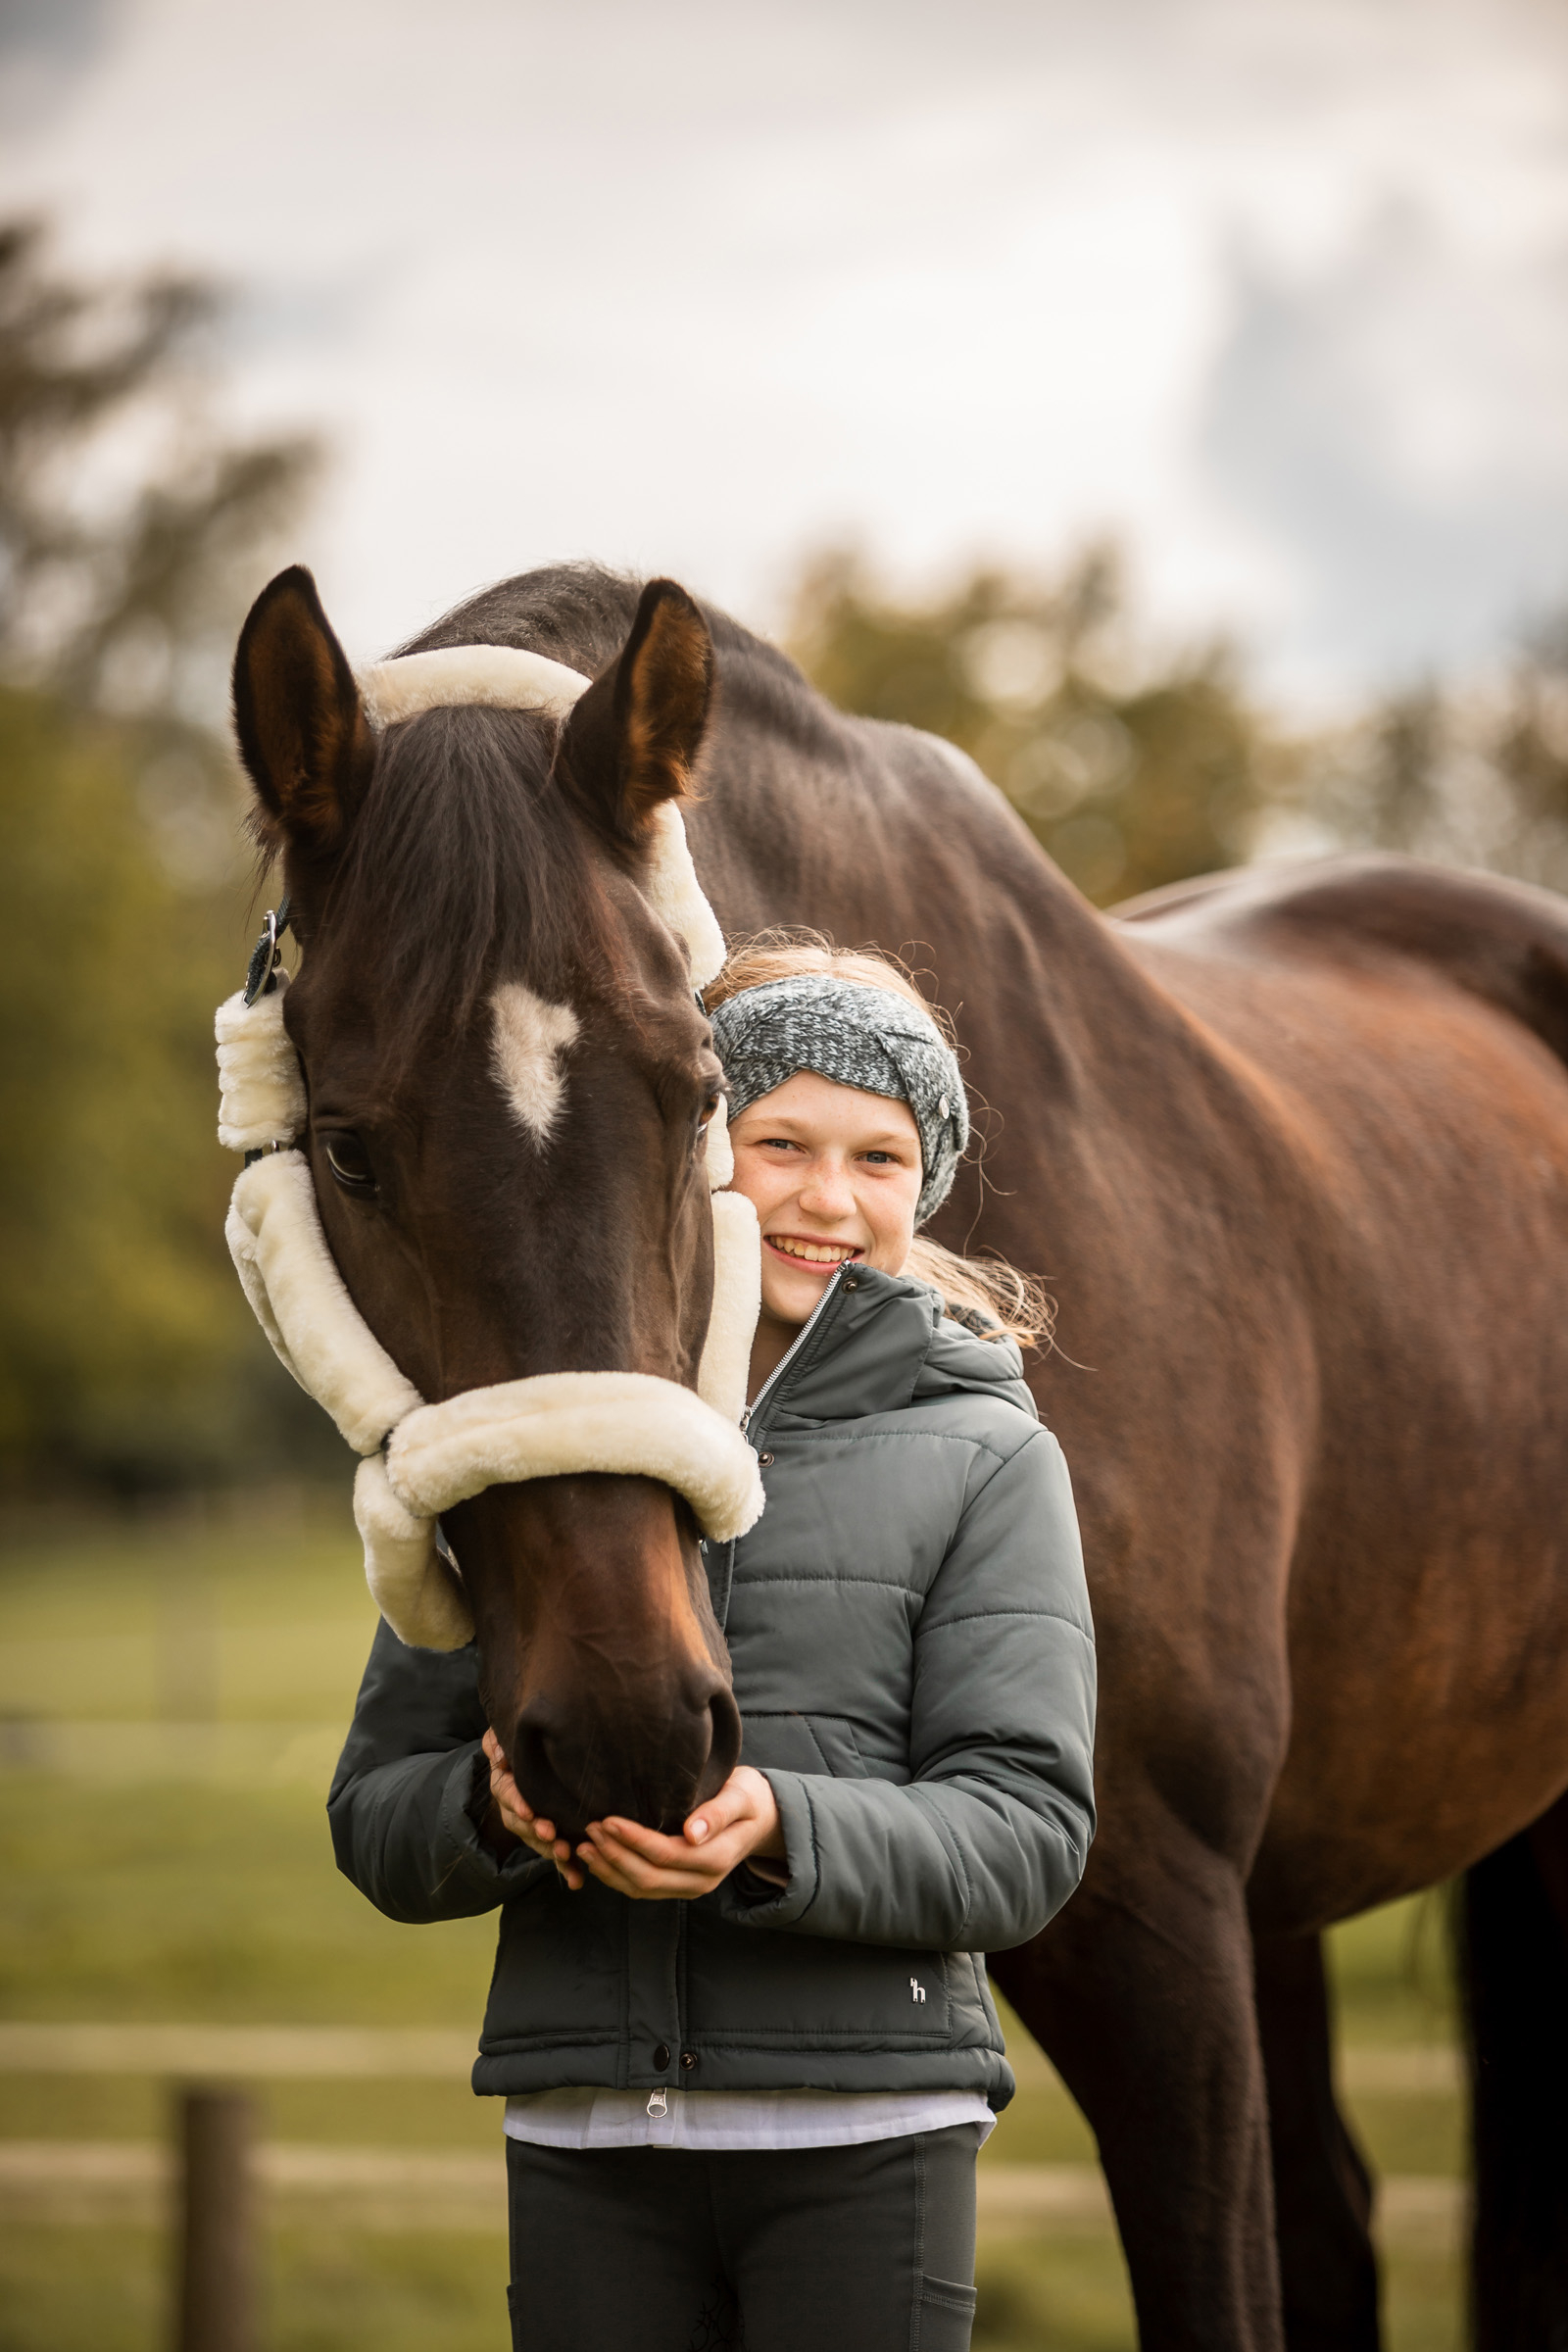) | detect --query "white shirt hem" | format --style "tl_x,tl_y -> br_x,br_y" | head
503,2086 -> 996,2153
